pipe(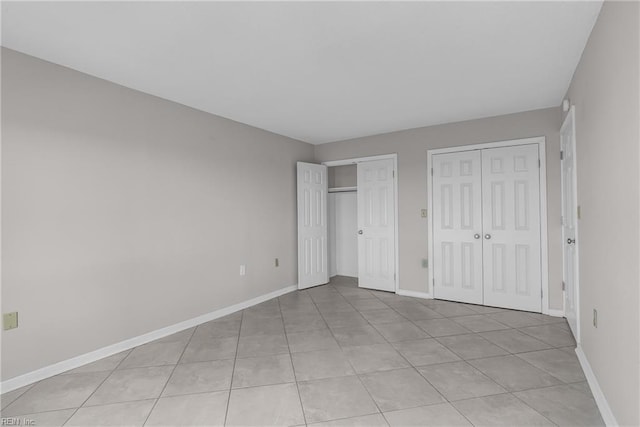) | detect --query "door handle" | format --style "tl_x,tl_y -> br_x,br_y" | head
484,234 -> 491,240
567,238 -> 575,245
474,234 -> 481,239
358,230 -> 363,235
